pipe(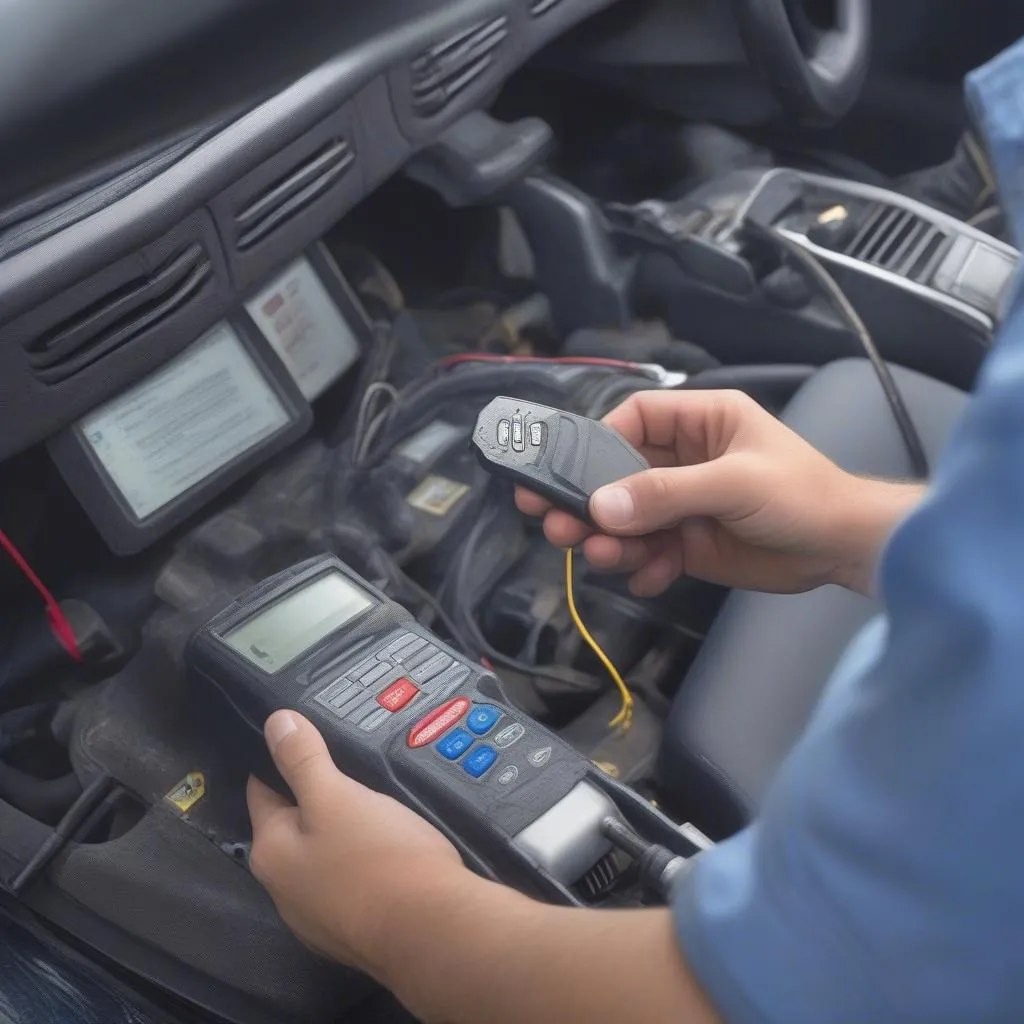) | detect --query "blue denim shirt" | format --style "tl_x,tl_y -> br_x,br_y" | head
673,38 -> 1024,1023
